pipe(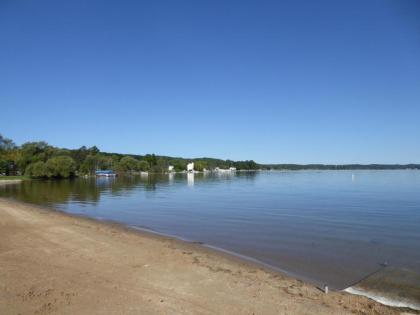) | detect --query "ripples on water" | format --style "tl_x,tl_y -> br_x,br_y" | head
1,170 -> 420,308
